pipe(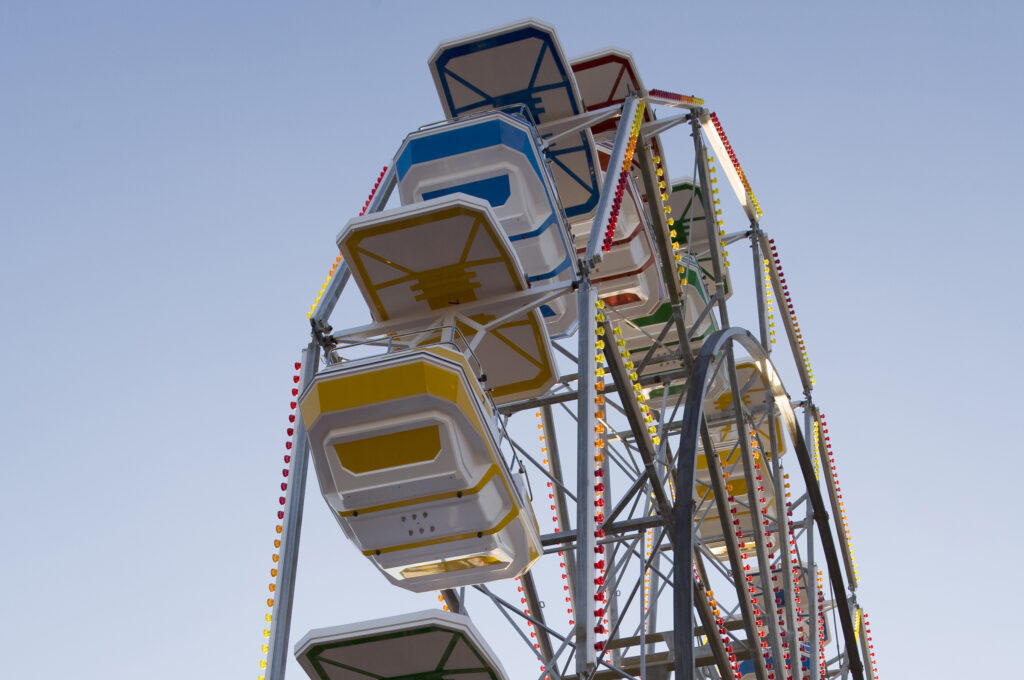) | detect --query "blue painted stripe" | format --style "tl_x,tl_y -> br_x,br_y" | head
422,175 -> 511,207
396,118 -> 544,187
397,115 -> 578,283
